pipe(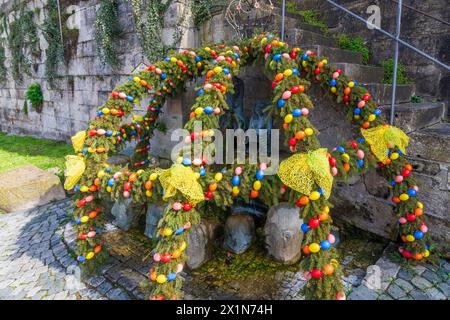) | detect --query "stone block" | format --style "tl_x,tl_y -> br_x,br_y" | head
224,214 -> 255,254
408,123 -> 450,163
186,219 -> 220,270
333,63 -> 384,83
264,203 -> 303,264
310,45 -> 363,64
0,166 -> 65,213
144,204 -> 164,239
111,199 -> 141,231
